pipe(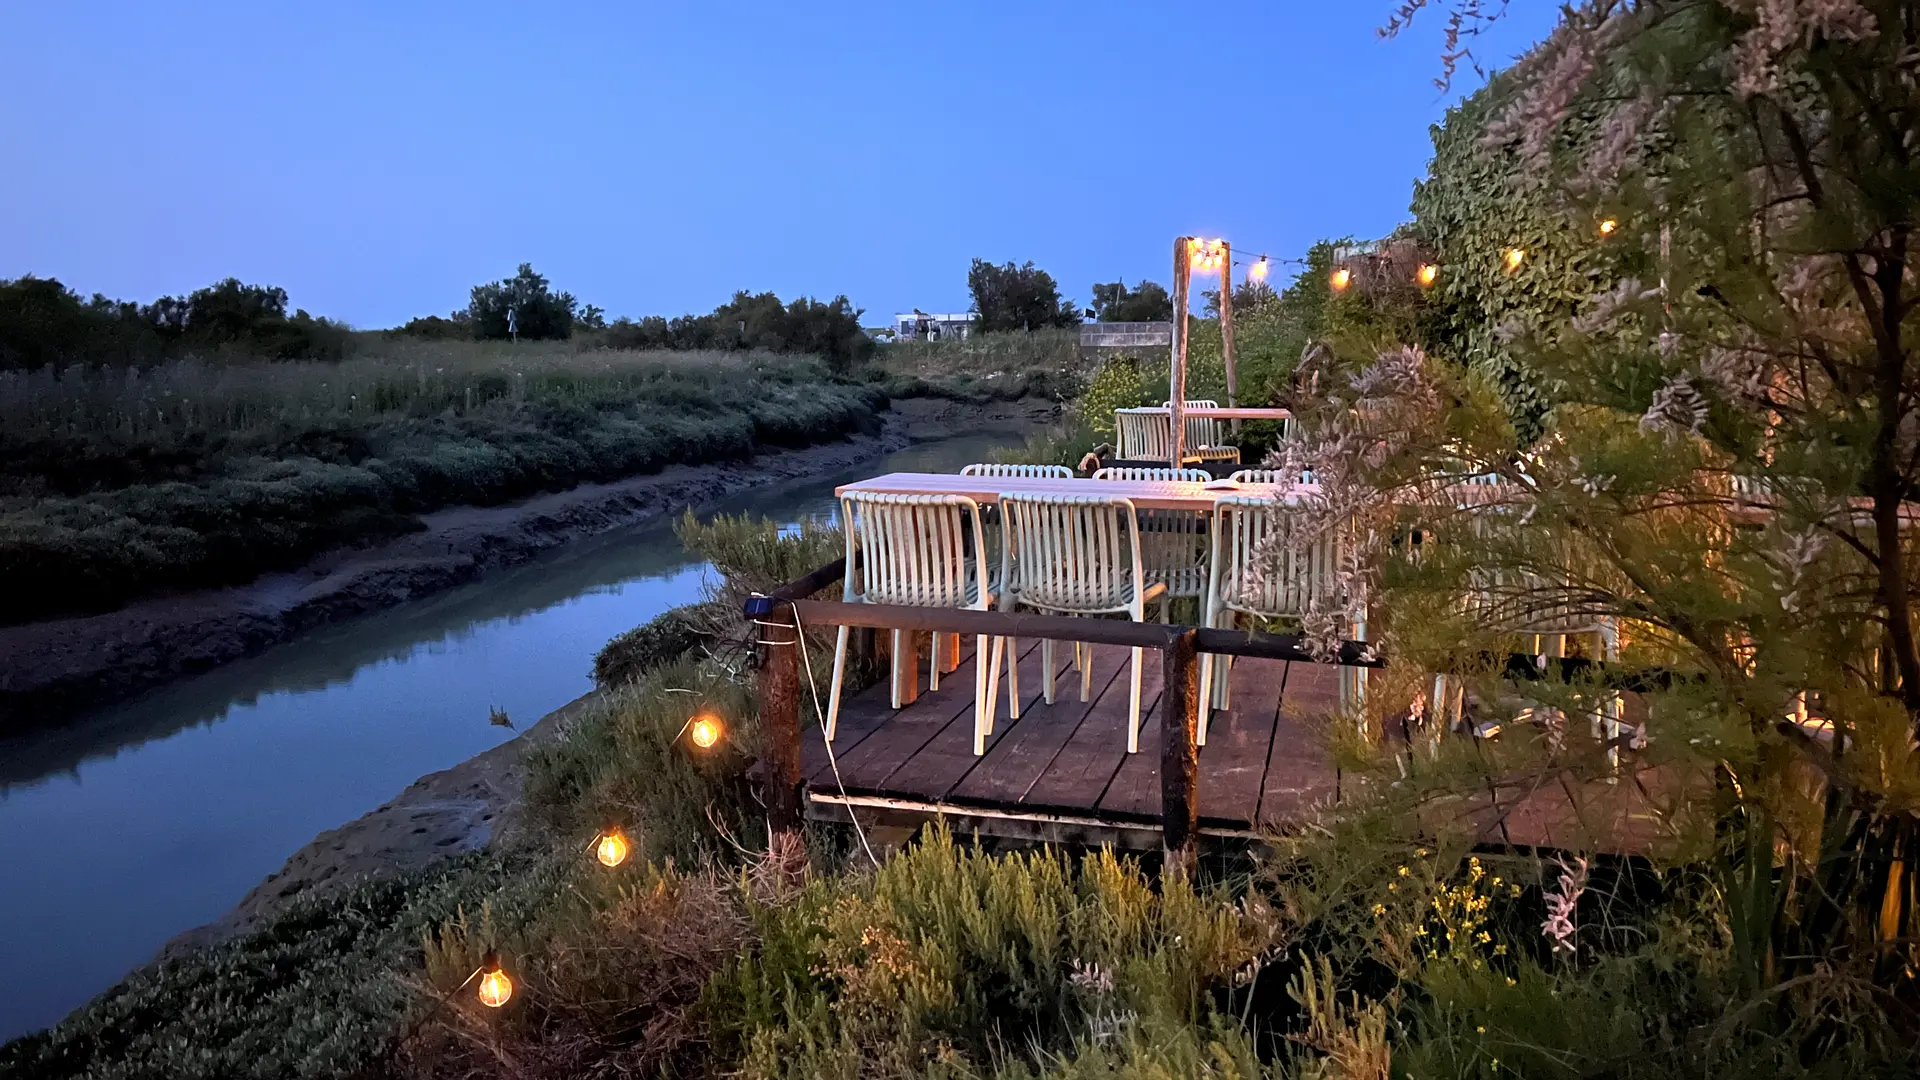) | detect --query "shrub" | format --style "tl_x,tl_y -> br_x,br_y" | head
1078,355 -> 1150,437
593,604 -> 714,687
